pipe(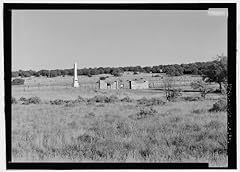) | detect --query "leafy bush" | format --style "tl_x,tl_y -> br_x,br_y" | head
75,96 -> 86,103
85,112 -> 96,118
182,96 -> 202,102
87,95 -> 119,103
130,107 -> 158,120
12,78 -> 25,85
137,97 -> 166,106
28,96 -> 41,104
192,108 -> 206,114
88,95 -> 108,103
152,74 -> 161,77
12,97 -> 17,104
163,77 -> 182,101
121,96 -> 135,103
50,99 -> 65,105
133,71 -> 138,75
19,97 -> 27,102
191,80 -> 213,99
12,71 -> 19,78
22,96 -> 41,105
209,98 -> 227,112
108,95 -> 119,103
99,76 -> 108,80
87,73 -> 92,77
64,101 -> 78,107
